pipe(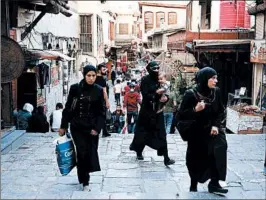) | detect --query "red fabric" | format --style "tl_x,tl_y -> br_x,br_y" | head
123,91 -> 141,112
134,84 -> 140,93
124,85 -> 130,93
122,65 -> 127,72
